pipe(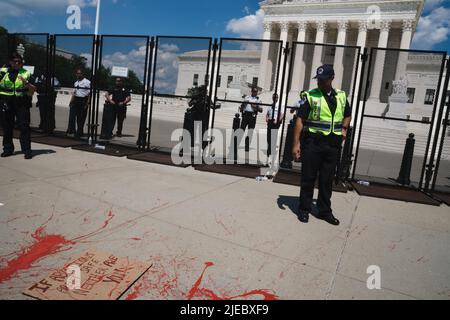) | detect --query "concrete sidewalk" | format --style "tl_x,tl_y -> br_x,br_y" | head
0,141 -> 449,300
